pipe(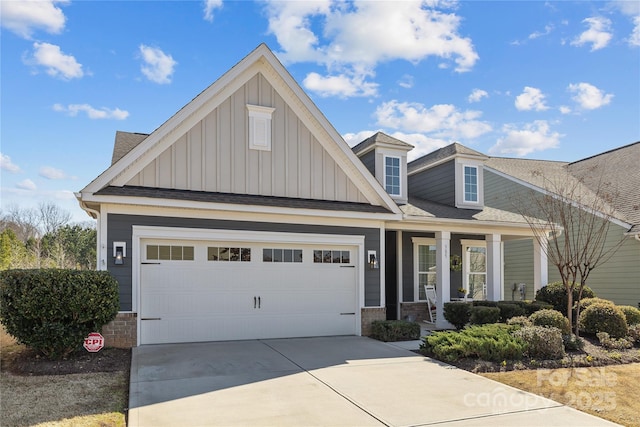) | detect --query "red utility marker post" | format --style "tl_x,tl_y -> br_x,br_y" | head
83,332 -> 104,352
